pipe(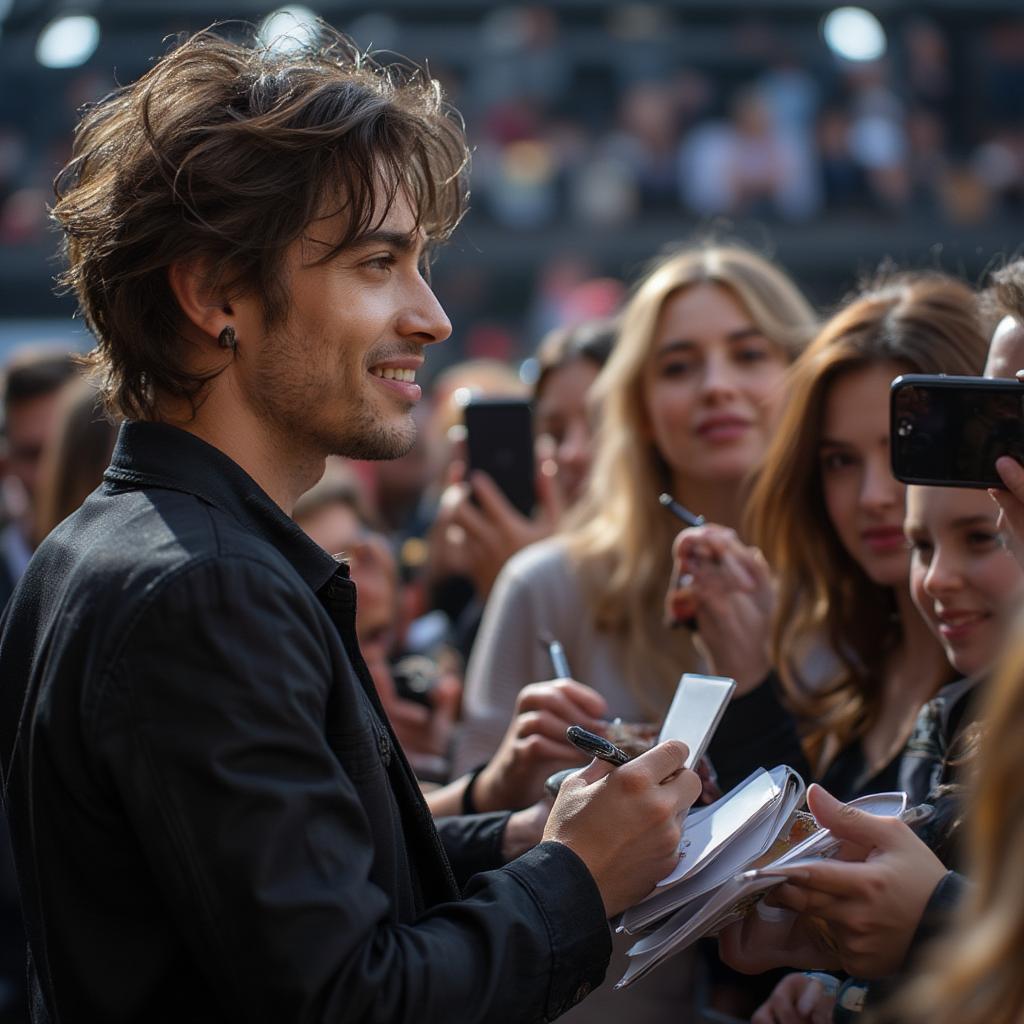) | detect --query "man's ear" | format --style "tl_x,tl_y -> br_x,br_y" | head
167,259 -> 233,342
